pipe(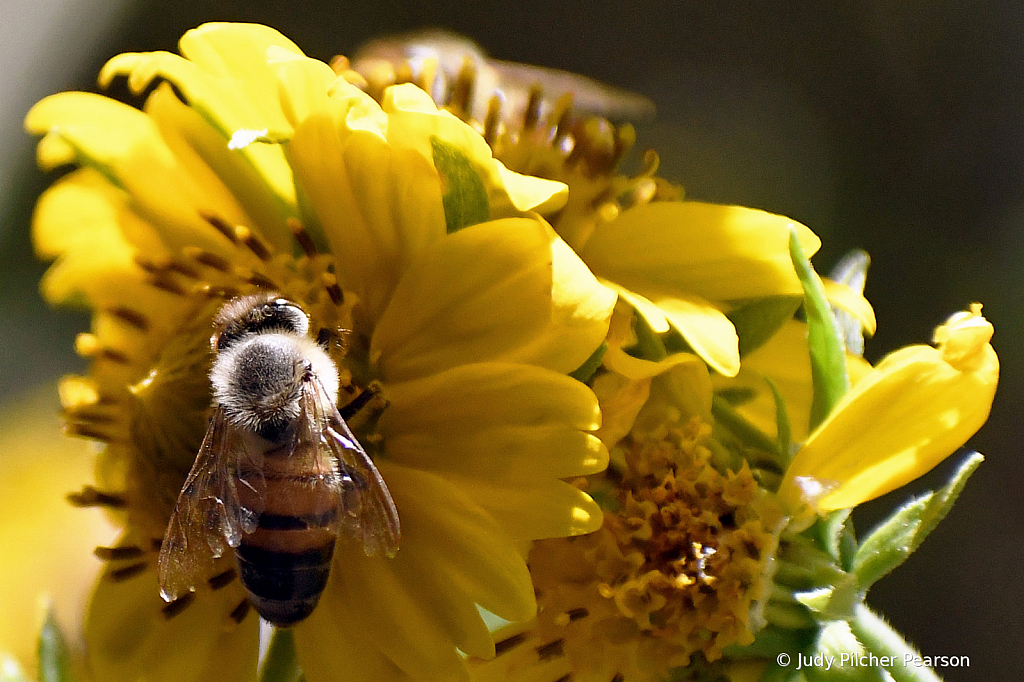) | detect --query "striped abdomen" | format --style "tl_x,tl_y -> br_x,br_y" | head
234,446 -> 340,627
